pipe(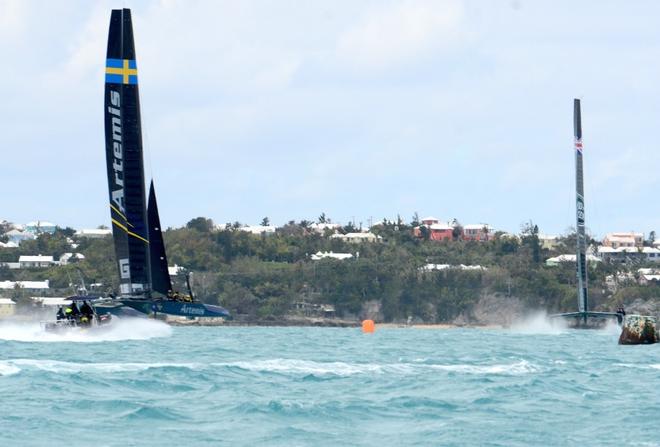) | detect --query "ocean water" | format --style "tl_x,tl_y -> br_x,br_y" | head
0,317 -> 658,446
